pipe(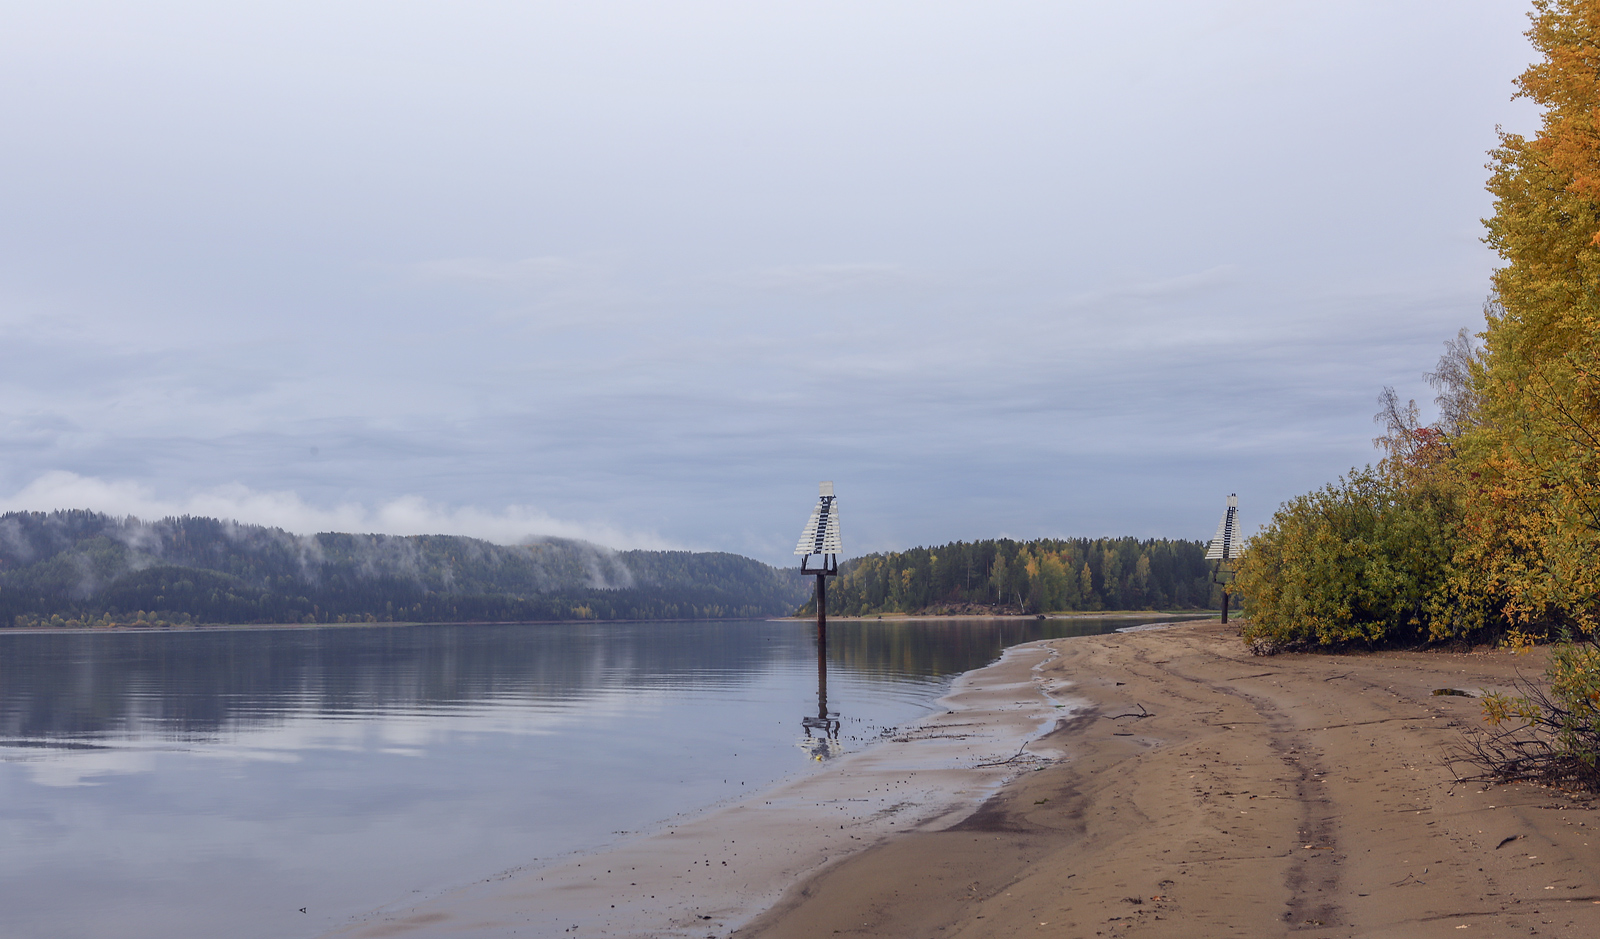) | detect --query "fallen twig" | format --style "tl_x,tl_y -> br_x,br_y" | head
1107,703 -> 1151,720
